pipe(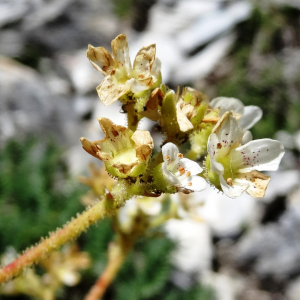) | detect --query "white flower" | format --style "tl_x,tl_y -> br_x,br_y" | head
207,112 -> 285,198
118,196 -> 163,234
87,34 -> 161,106
161,143 -> 207,192
210,97 -> 263,130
